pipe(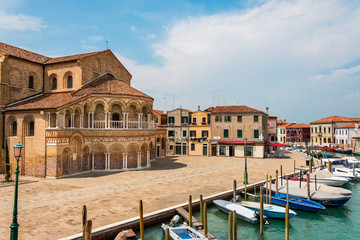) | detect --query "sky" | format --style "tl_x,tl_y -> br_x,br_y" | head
1,0 -> 360,123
